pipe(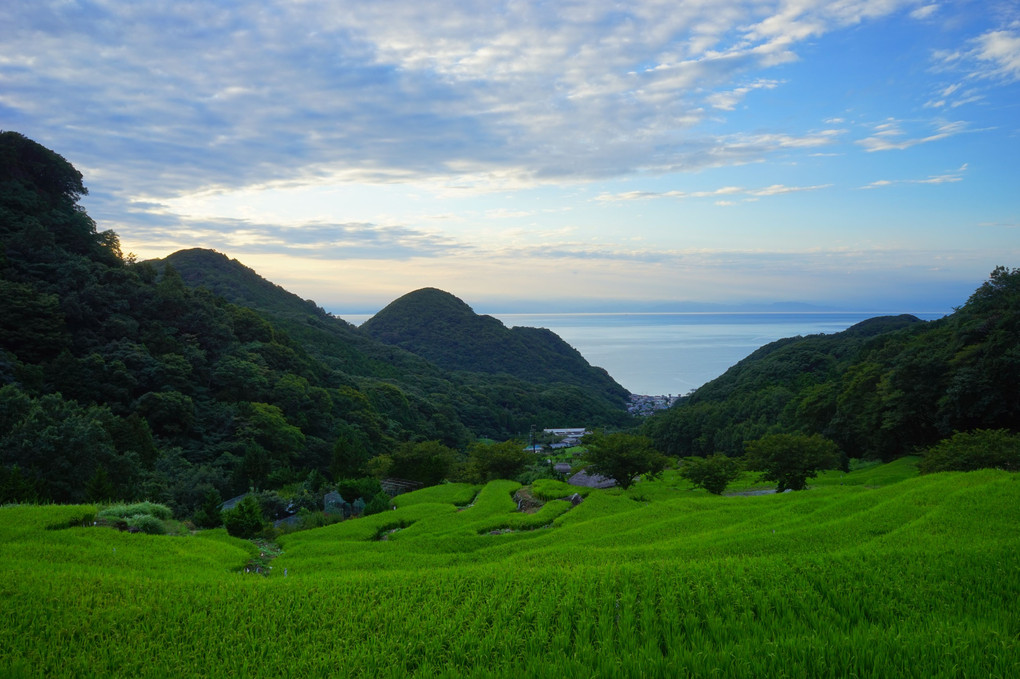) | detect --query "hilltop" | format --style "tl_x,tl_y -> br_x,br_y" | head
361,287 -> 628,404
